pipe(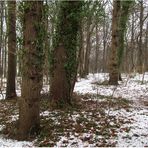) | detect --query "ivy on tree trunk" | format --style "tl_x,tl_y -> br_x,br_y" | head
50,1 -> 83,108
